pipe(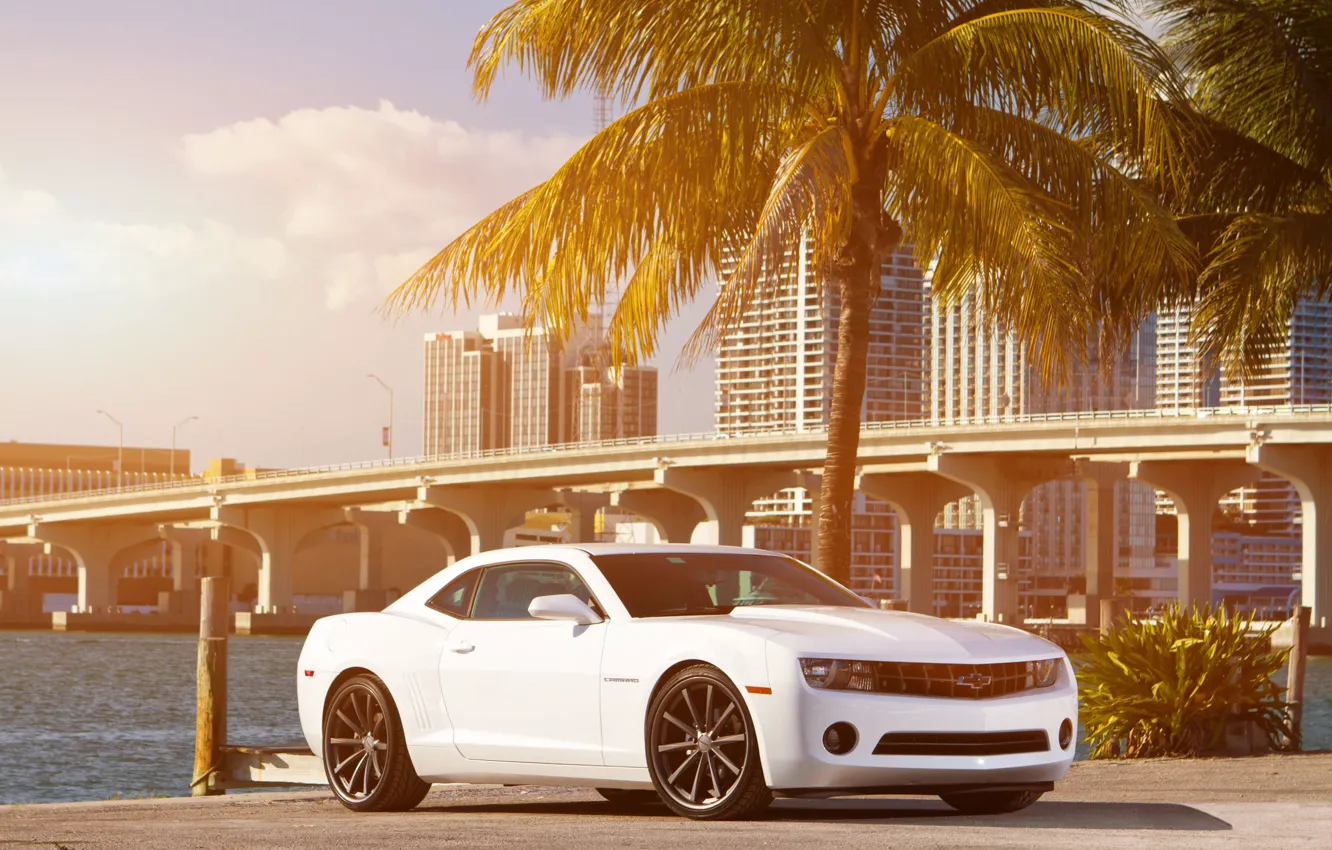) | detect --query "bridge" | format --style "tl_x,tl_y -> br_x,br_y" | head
1,406 -> 1330,642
